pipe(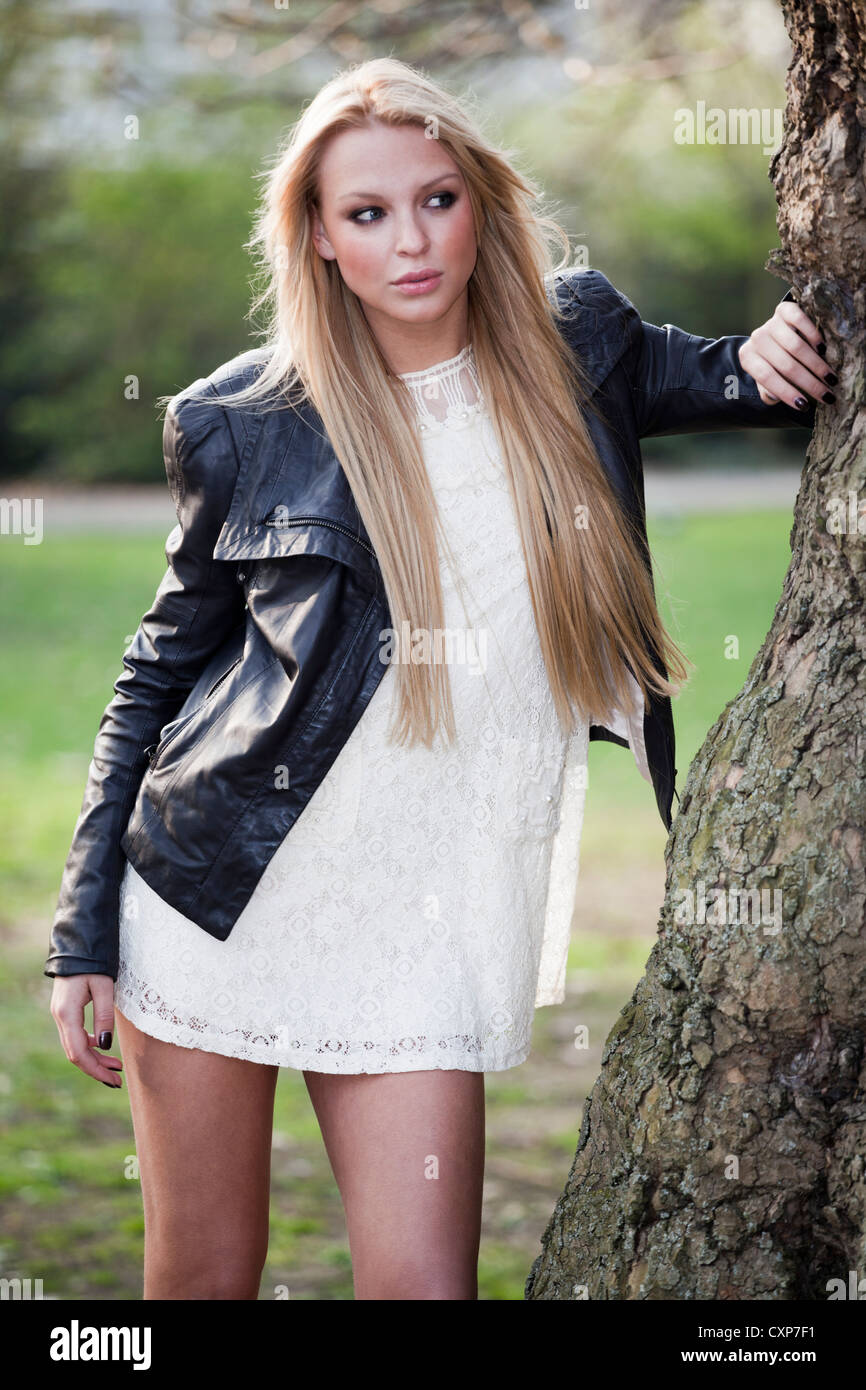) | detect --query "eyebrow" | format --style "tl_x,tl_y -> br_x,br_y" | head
335,170 -> 462,203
